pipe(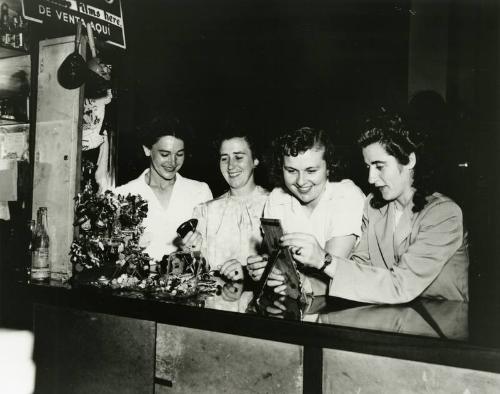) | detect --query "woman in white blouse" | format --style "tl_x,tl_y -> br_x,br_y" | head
115,115 -> 213,261
185,127 -> 268,281
247,126 -> 365,295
